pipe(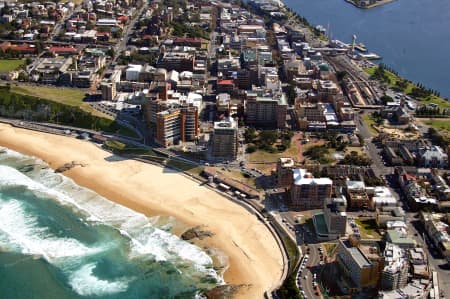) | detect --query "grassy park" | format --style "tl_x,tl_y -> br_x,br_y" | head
11,85 -> 112,119
0,59 -> 25,72
365,66 -> 450,109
